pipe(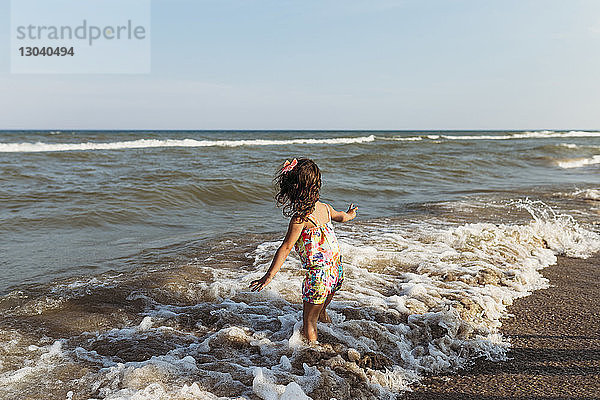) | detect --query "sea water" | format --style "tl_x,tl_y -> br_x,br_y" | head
0,130 -> 599,399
